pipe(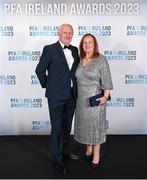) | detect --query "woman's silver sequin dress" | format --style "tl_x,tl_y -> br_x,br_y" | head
74,54 -> 113,145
